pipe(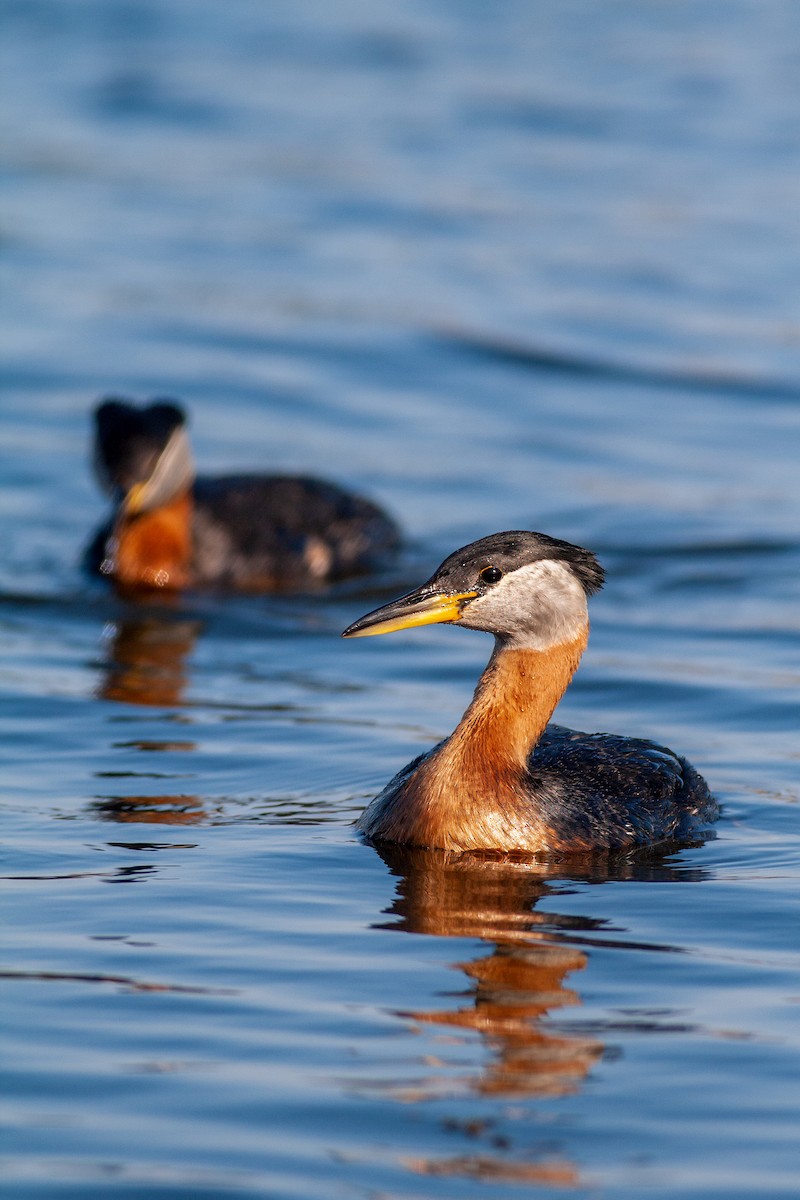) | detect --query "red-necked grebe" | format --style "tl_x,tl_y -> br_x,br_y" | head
86,398 -> 399,592
343,531 -> 717,854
